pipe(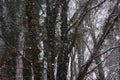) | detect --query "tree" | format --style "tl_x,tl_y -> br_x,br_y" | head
23,0 -> 42,80
0,0 -> 20,80
0,0 -> 120,80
